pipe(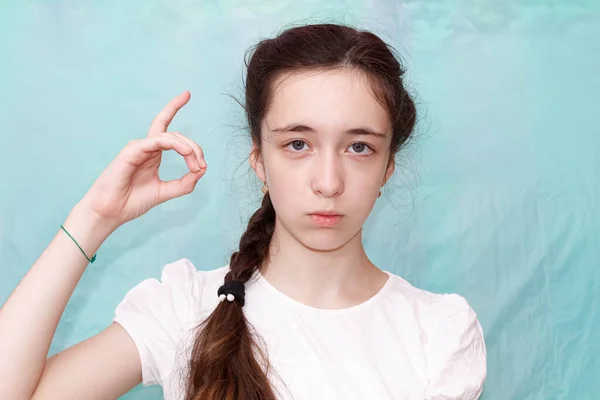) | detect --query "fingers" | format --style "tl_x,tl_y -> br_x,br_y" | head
123,135 -> 201,172
148,91 -> 191,137
170,131 -> 207,168
157,168 -> 206,205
